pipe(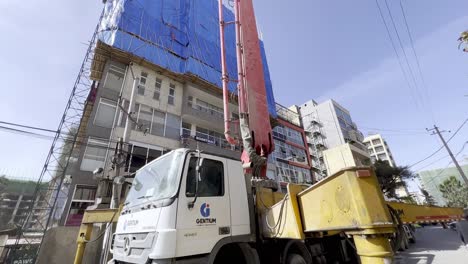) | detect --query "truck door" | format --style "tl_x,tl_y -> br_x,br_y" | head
175,154 -> 231,257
